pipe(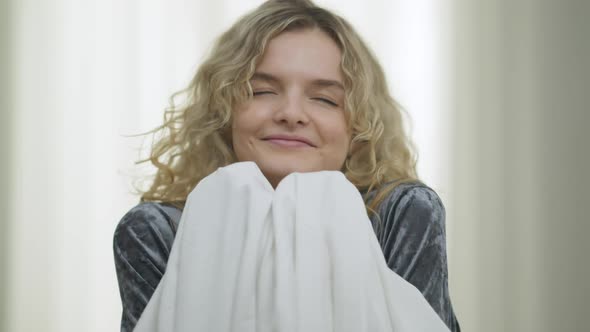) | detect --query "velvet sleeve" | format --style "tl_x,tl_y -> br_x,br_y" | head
113,202 -> 177,332
372,184 -> 461,332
